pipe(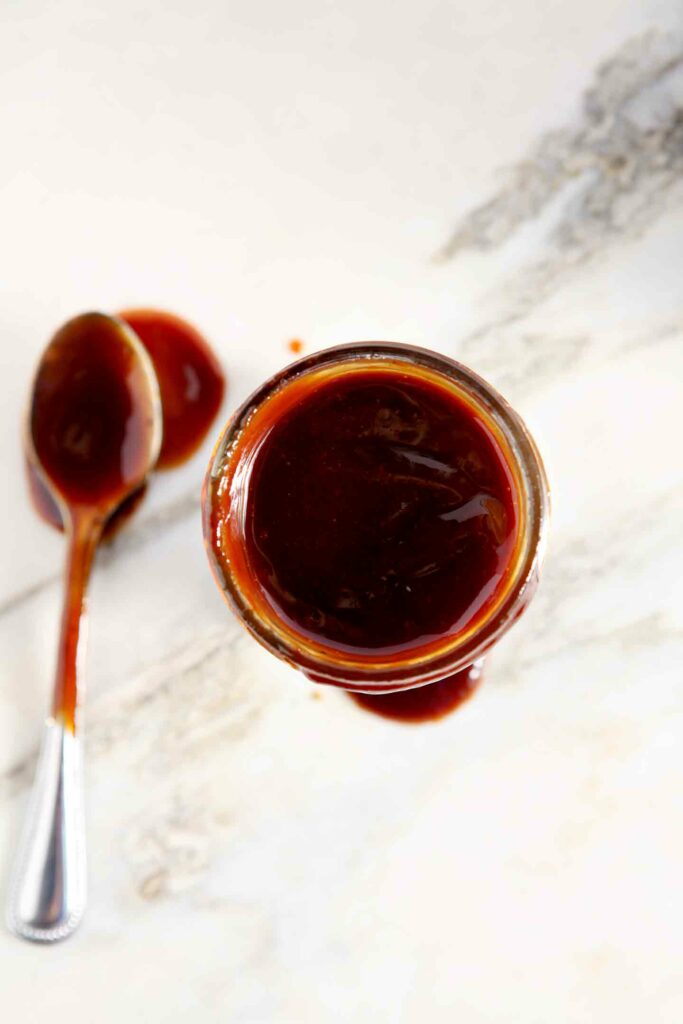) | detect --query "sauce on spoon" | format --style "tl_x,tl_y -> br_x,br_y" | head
26,308 -> 226,535
29,311 -> 161,729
